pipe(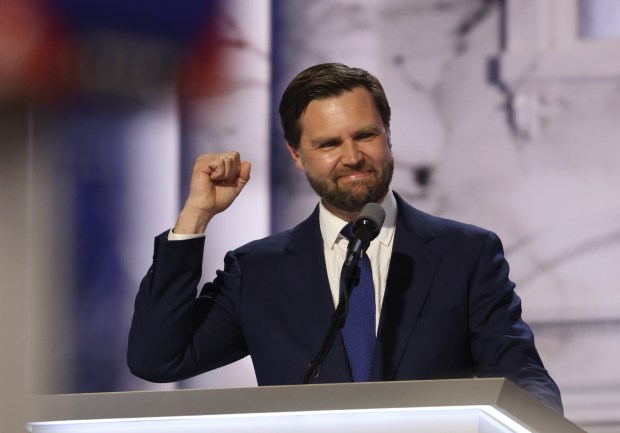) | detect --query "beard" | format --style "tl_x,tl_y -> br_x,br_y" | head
304,157 -> 394,212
